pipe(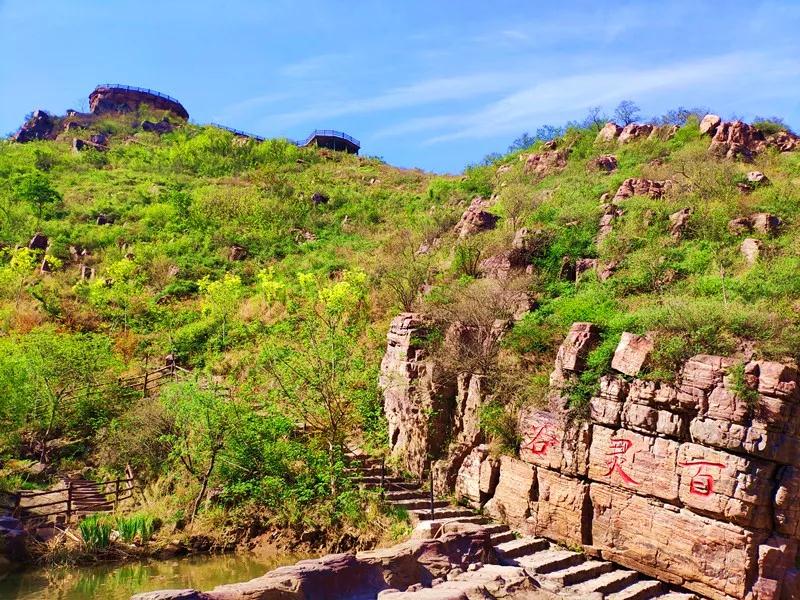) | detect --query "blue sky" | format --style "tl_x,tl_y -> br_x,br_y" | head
2,1 -> 799,173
